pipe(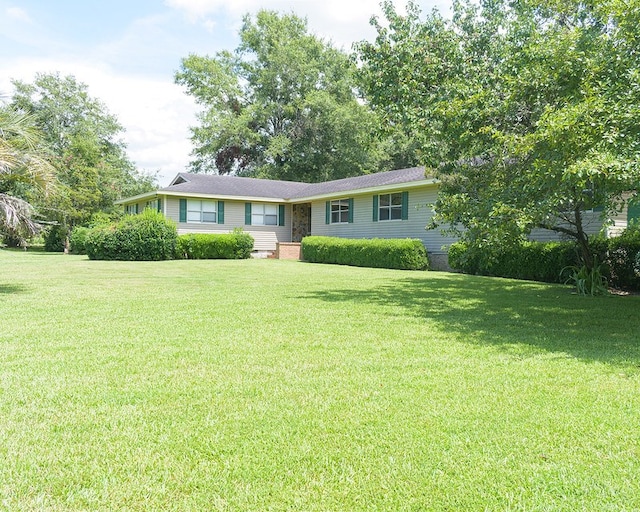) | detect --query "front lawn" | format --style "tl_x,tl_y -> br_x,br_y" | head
1,250 -> 639,511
